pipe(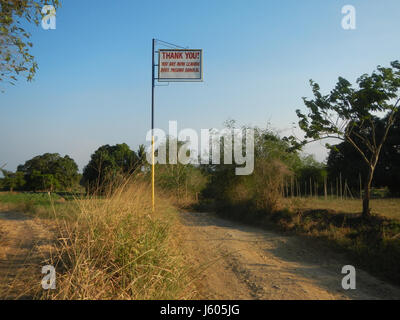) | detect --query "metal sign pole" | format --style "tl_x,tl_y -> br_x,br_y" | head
151,38 -> 155,212
150,39 -> 202,212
